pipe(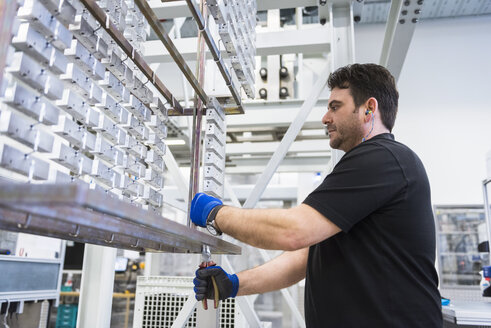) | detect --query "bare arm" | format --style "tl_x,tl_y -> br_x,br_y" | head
237,248 -> 309,296
216,204 -> 341,251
